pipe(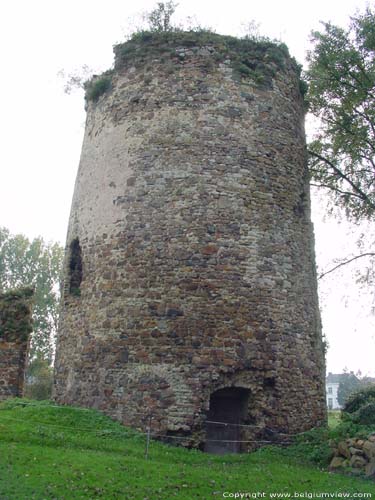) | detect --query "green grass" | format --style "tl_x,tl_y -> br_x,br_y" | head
328,410 -> 341,429
0,400 -> 375,500
84,71 -> 113,103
